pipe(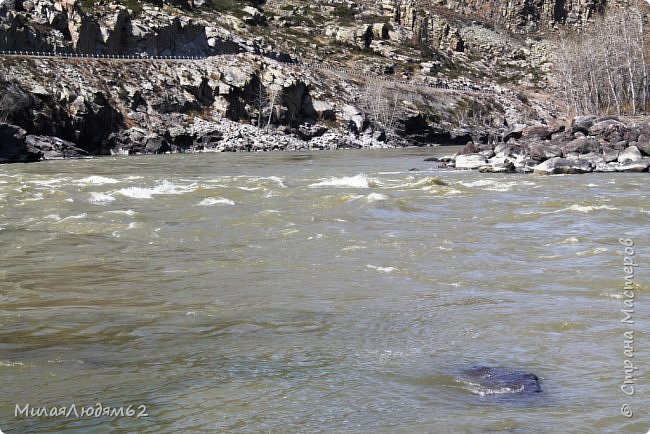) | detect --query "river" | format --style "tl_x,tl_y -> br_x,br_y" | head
1,148 -> 648,433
